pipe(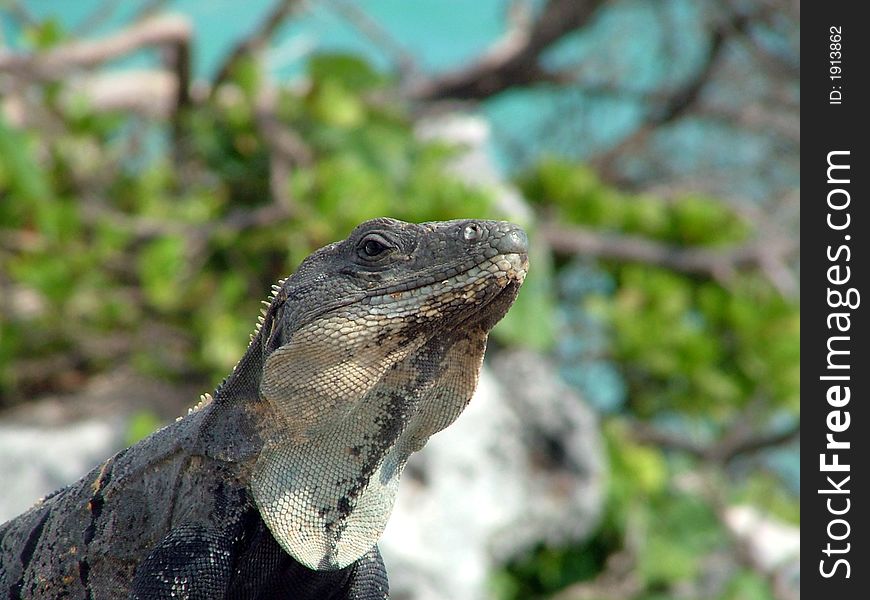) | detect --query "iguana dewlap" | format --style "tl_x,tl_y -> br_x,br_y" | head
0,217 -> 528,599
